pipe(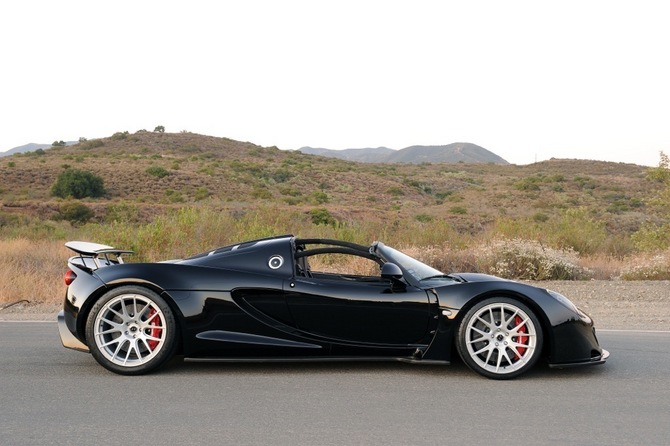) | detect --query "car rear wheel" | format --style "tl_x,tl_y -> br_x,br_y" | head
456,297 -> 543,379
85,286 -> 177,375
